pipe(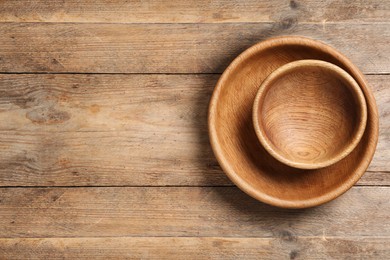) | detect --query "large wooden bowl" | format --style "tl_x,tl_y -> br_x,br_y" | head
252,60 -> 367,170
208,36 -> 379,208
